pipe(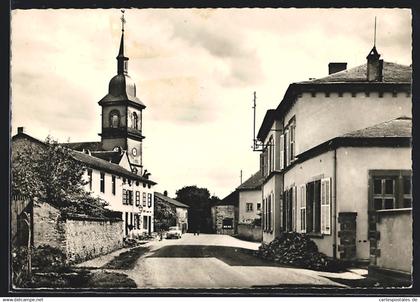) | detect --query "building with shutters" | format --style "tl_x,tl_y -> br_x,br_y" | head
12,14 -> 157,239
154,191 -> 189,233
257,45 -> 412,265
